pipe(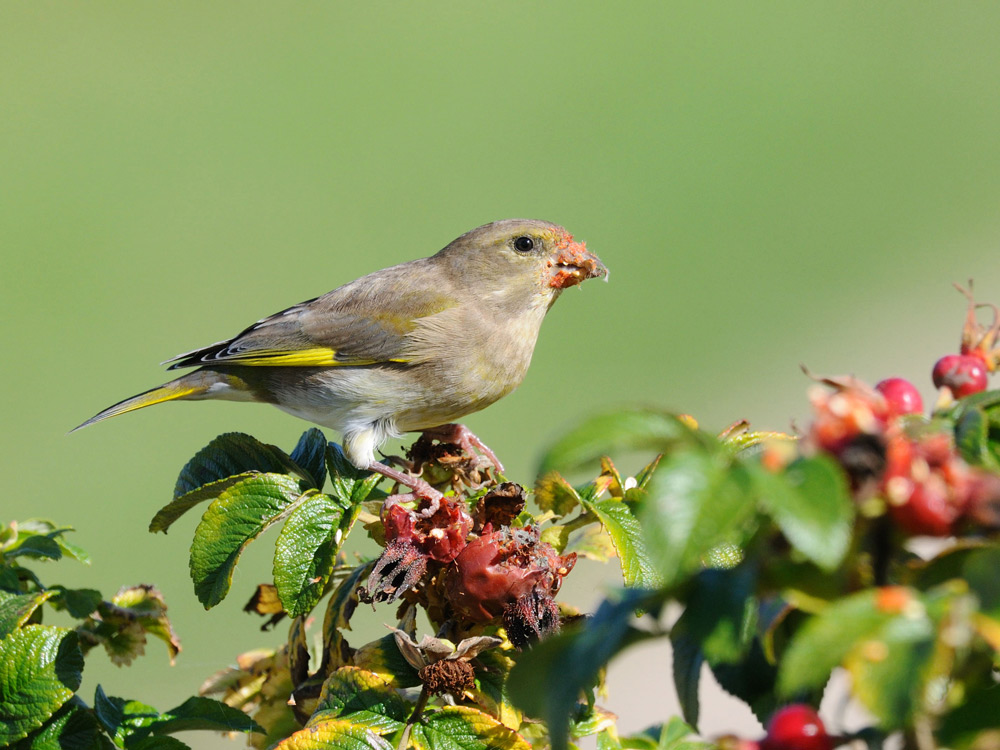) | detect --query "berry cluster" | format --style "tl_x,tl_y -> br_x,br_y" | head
363,453 -> 576,649
805,286 -> 1000,537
